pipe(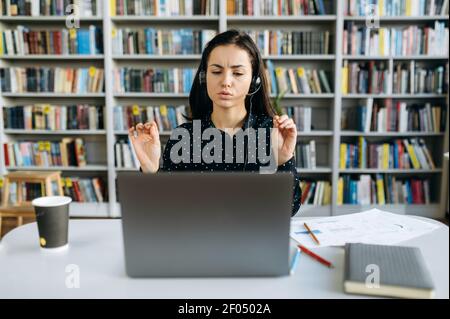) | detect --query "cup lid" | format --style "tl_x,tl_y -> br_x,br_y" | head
31,196 -> 72,207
